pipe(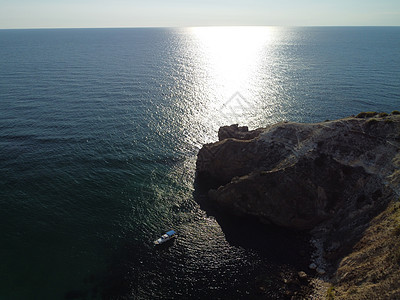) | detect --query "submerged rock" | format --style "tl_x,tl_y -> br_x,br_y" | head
316,268 -> 326,275
196,114 -> 400,230
309,263 -> 317,270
